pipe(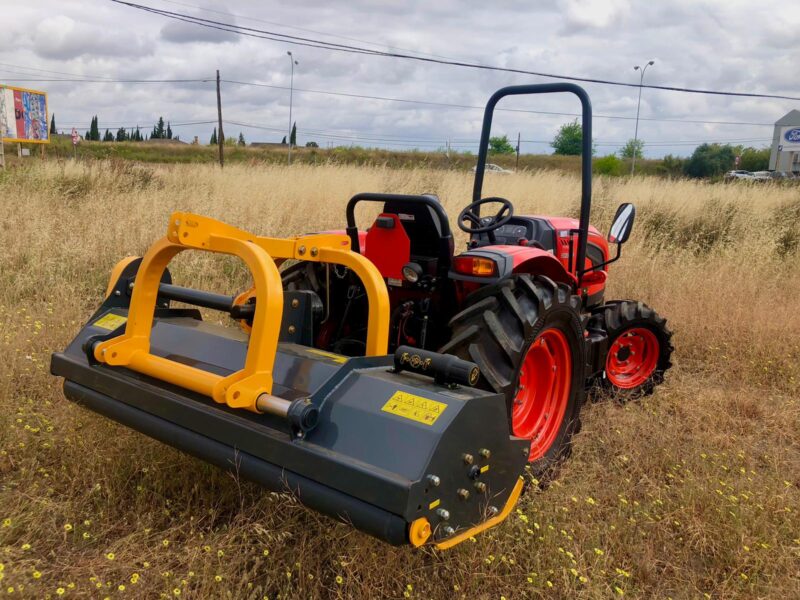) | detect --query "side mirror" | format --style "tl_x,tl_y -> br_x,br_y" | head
608,203 -> 636,244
